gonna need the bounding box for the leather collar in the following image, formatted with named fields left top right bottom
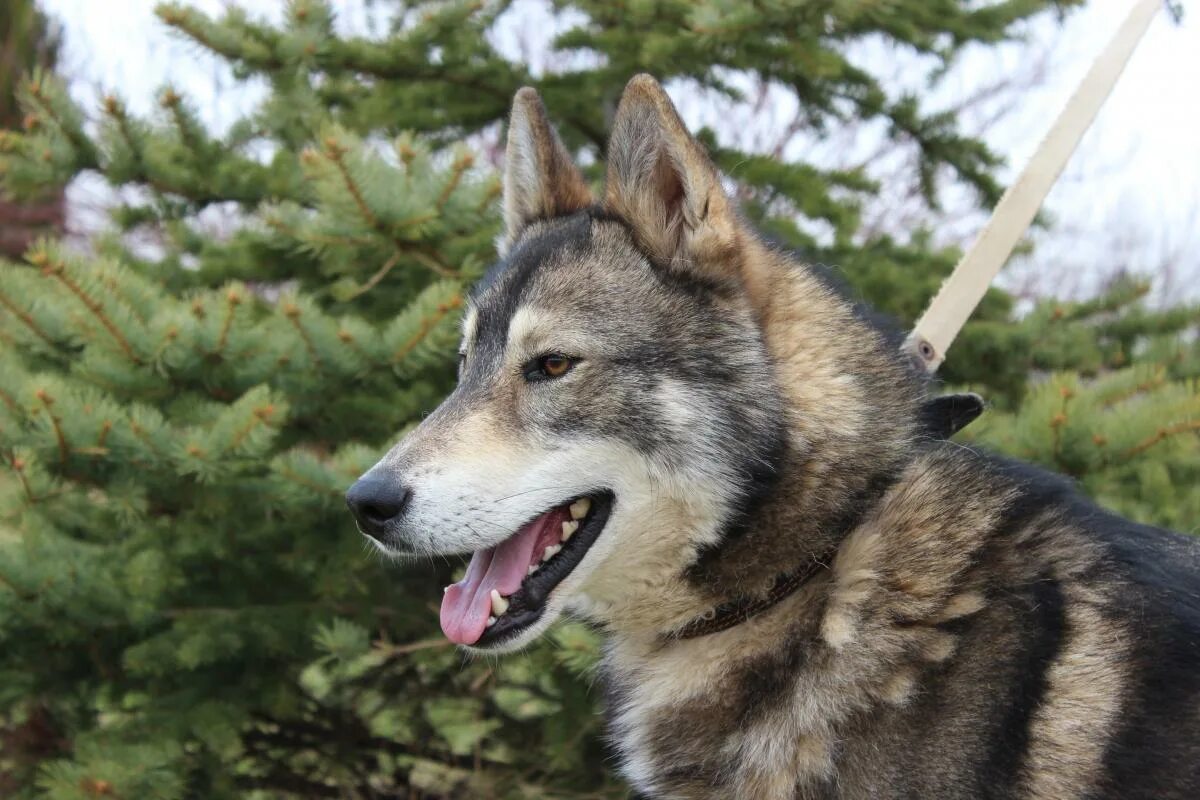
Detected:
left=667, top=553, right=834, bottom=640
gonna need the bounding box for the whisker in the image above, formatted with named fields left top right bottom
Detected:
left=490, top=485, right=575, bottom=504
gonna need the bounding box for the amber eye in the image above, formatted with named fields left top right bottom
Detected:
left=543, top=355, right=571, bottom=377
left=524, top=353, right=576, bottom=382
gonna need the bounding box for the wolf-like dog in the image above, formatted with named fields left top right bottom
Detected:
left=346, top=75, right=1200, bottom=799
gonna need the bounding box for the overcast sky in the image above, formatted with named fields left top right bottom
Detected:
left=36, top=0, right=1200, bottom=301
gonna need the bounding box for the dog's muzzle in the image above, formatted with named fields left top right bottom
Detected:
left=345, top=476, right=413, bottom=544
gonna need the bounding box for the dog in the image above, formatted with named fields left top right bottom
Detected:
left=346, top=75, right=1200, bottom=799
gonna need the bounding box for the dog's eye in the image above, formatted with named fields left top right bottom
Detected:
left=524, top=353, right=576, bottom=382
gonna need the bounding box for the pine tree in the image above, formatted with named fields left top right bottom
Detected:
left=0, top=1, right=1196, bottom=798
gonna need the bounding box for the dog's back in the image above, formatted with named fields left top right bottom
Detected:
left=1061, top=487, right=1200, bottom=798
left=828, top=454, right=1200, bottom=800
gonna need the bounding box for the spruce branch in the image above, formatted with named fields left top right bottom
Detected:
left=156, top=3, right=285, bottom=71
left=103, top=94, right=146, bottom=171
left=281, top=301, right=322, bottom=370
left=151, top=324, right=180, bottom=364
left=334, top=326, right=368, bottom=361
left=320, top=136, right=380, bottom=230
left=1121, top=421, right=1200, bottom=461
left=374, top=637, right=453, bottom=658
left=95, top=420, right=112, bottom=451
left=274, top=464, right=343, bottom=498
left=4, top=451, right=39, bottom=505
left=33, top=388, right=68, bottom=465
left=1048, top=384, right=1073, bottom=475
left=22, top=72, right=98, bottom=169
left=0, top=285, right=56, bottom=348
left=476, top=177, right=502, bottom=213
left=391, top=292, right=462, bottom=365
left=1101, top=366, right=1168, bottom=408
left=27, top=249, right=142, bottom=364
left=223, top=403, right=277, bottom=454
left=436, top=151, right=474, bottom=210
left=160, top=87, right=197, bottom=150
left=213, top=288, right=243, bottom=355
left=262, top=212, right=374, bottom=249
left=342, top=251, right=401, bottom=301
left=0, top=385, right=18, bottom=414
left=127, top=419, right=166, bottom=461
left=317, top=137, right=461, bottom=279
left=408, top=246, right=458, bottom=279
left=102, top=94, right=176, bottom=217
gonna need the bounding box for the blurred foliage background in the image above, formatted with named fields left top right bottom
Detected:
left=0, top=1, right=1196, bottom=797
left=0, top=0, right=62, bottom=260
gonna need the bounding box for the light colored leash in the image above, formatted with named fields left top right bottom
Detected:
left=903, top=0, right=1175, bottom=373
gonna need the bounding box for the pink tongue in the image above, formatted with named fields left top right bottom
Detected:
left=440, top=508, right=562, bottom=645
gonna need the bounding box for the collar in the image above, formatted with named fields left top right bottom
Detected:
left=666, top=552, right=835, bottom=641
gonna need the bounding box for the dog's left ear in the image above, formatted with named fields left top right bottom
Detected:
left=604, top=74, right=739, bottom=282
left=920, top=392, right=985, bottom=439
left=502, top=88, right=594, bottom=252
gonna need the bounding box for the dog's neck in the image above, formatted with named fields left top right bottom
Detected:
left=600, top=444, right=1013, bottom=798
left=699, top=242, right=923, bottom=577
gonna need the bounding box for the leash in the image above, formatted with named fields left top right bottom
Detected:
left=903, top=0, right=1170, bottom=373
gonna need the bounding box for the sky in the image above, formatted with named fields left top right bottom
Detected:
left=34, top=0, right=1200, bottom=301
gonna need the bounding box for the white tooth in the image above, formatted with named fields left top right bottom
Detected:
left=443, top=585, right=450, bottom=594
left=561, top=520, right=579, bottom=540
left=486, top=615, right=497, bottom=627
left=490, top=589, right=509, bottom=616
left=527, top=564, right=538, bottom=576
left=570, top=497, right=591, bottom=520
left=542, top=544, right=561, bottom=561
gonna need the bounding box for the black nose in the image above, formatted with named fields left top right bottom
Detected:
left=345, top=478, right=412, bottom=540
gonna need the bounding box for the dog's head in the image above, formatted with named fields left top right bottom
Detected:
left=347, top=76, right=920, bottom=652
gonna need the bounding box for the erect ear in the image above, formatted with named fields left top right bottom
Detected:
left=920, top=392, right=985, bottom=439
left=502, top=87, right=593, bottom=251
left=604, top=74, right=740, bottom=280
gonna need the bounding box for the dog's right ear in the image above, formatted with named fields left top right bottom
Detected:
left=604, top=74, right=740, bottom=284
left=501, top=88, right=593, bottom=252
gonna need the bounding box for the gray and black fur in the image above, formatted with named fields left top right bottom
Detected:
left=349, top=76, right=1200, bottom=799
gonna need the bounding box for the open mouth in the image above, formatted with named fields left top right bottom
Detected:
left=439, top=491, right=614, bottom=648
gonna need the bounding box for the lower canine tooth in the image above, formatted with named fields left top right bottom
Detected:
left=487, top=615, right=496, bottom=627
left=490, top=589, right=509, bottom=616
left=528, top=564, right=538, bottom=576
left=569, top=497, right=591, bottom=520
left=561, top=520, right=579, bottom=540
left=542, top=544, right=561, bottom=561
